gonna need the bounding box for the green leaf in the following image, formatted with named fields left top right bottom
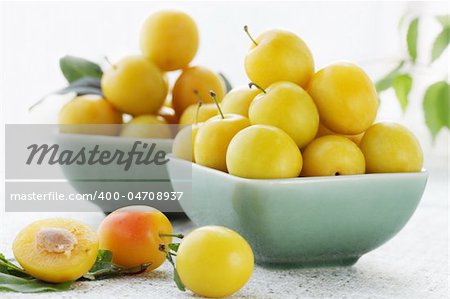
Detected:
left=173, top=267, right=185, bottom=292
left=375, top=61, right=405, bottom=92
left=82, top=249, right=113, bottom=280
left=392, top=73, right=413, bottom=111
left=60, top=56, right=103, bottom=83
left=0, top=254, right=73, bottom=293
left=423, top=81, right=450, bottom=139
left=56, top=77, right=102, bottom=96
left=407, top=17, right=419, bottom=63
left=0, top=273, right=72, bottom=293
left=0, top=250, right=151, bottom=293
left=29, top=77, right=102, bottom=111
left=219, top=72, right=233, bottom=93
left=431, top=27, right=450, bottom=62
left=437, top=14, right=450, bottom=28
left=0, top=254, right=30, bottom=278
left=168, top=243, right=180, bottom=252
left=82, top=250, right=151, bottom=281
left=165, top=252, right=185, bottom=291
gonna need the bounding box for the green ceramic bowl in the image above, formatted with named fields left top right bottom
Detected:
left=167, top=155, right=428, bottom=267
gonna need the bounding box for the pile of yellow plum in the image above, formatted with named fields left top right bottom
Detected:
left=57, top=9, right=423, bottom=179
left=59, top=10, right=226, bottom=138
left=174, top=23, right=423, bottom=179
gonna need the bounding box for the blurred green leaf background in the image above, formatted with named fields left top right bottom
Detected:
left=376, top=14, right=449, bottom=140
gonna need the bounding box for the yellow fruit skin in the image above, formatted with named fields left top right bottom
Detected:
left=13, top=218, right=98, bottom=283
left=221, top=87, right=261, bottom=117
left=307, top=62, right=378, bottom=135
left=245, top=29, right=314, bottom=88
left=101, top=56, right=168, bottom=116
left=195, top=114, right=251, bottom=172
left=58, top=95, right=122, bottom=136
left=359, top=122, right=423, bottom=173
left=140, top=10, right=199, bottom=71
left=120, top=115, right=172, bottom=139
left=172, top=123, right=202, bottom=162
left=179, top=103, right=218, bottom=125
left=172, top=66, right=225, bottom=116
left=249, top=81, right=319, bottom=148
left=226, top=125, right=303, bottom=179
left=176, top=226, right=254, bottom=298
left=316, top=123, right=365, bottom=145
left=301, top=135, right=366, bottom=177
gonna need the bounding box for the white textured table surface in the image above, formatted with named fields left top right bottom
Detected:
left=1, top=170, right=448, bottom=299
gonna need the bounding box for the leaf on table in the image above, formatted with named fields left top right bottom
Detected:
left=0, top=254, right=30, bottom=278
left=165, top=252, right=185, bottom=291
left=60, top=55, right=103, bottom=83
left=423, top=81, right=450, bottom=139
left=82, top=249, right=151, bottom=280
left=406, top=17, right=419, bottom=63
left=173, top=267, right=186, bottom=292
left=219, top=72, right=233, bottom=93
left=0, top=273, right=73, bottom=293
left=82, top=249, right=113, bottom=280
left=431, top=27, right=450, bottom=62
left=0, top=250, right=151, bottom=293
left=392, top=73, right=413, bottom=112
left=437, top=14, right=450, bottom=28
left=375, top=61, right=405, bottom=93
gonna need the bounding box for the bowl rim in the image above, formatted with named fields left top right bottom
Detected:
left=56, top=132, right=174, bottom=144
left=168, top=154, right=428, bottom=185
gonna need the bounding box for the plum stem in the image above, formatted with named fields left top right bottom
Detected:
left=249, top=82, right=266, bottom=93
left=193, top=90, right=203, bottom=125
left=195, top=101, right=202, bottom=125
left=159, top=233, right=184, bottom=239
left=244, top=25, right=258, bottom=46
left=209, top=90, right=225, bottom=119
left=104, top=56, right=116, bottom=70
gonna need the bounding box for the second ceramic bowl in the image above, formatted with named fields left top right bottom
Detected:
left=56, top=133, right=180, bottom=213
